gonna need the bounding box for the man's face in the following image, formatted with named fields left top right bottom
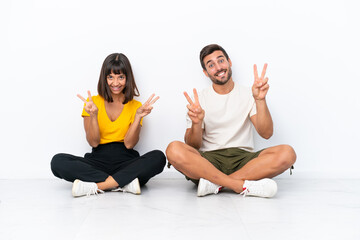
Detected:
left=203, top=50, right=232, bottom=85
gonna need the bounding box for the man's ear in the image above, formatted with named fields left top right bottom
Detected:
left=203, top=69, right=209, bottom=77
left=228, top=58, right=232, bottom=67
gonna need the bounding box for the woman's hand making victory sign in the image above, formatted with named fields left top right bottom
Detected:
left=252, top=63, right=269, bottom=101
left=184, top=88, right=204, bottom=124
left=77, top=91, right=98, bottom=116
left=136, top=94, right=160, bottom=118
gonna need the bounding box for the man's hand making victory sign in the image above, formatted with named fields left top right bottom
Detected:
left=252, top=63, right=269, bottom=101
left=184, top=88, right=205, bottom=124
left=77, top=91, right=98, bottom=116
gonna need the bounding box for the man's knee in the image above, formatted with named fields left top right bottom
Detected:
left=277, top=145, right=296, bottom=169
left=166, top=141, right=186, bottom=165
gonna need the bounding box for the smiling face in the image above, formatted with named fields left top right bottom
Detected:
left=203, top=50, right=232, bottom=85
left=107, top=71, right=126, bottom=95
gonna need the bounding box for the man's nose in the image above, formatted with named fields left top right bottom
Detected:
left=214, top=63, right=221, bottom=71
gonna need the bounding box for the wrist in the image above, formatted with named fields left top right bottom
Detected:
left=89, top=112, right=98, bottom=118
left=191, top=121, right=203, bottom=128
left=134, top=114, right=142, bottom=123
left=254, top=97, right=266, bottom=102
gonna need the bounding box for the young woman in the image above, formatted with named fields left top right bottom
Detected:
left=51, top=53, right=166, bottom=197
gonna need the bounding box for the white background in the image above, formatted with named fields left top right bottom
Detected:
left=1, top=0, right=359, bottom=179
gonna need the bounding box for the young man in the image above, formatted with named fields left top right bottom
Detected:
left=166, top=44, right=296, bottom=197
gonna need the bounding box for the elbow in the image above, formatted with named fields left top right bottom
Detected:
left=124, top=139, right=137, bottom=149
left=262, top=130, right=273, bottom=140
left=87, top=137, right=100, bottom=148
left=258, top=127, right=273, bottom=140
left=124, top=142, right=134, bottom=149
left=90, top=141, right=100, bottom=148
left=185, top=139, right=201, bottom=150
left=184, top=138, right=199, bottom=150
left=263, top=133, right=272, bottom=140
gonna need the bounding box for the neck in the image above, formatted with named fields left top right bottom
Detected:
left=212, top=79, right=234, bottom=94
left=112, top=93, right=125, bottom=103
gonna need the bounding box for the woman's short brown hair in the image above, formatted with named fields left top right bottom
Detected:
left=97, top=53, right=139, bottom=104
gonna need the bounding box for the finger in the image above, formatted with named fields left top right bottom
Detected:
left=260, top=84, right=269, bottom=91
left=186, top=104, right=194, bottom=112
left=145, top=93, right=155, bottom=105
left=87, top=91, right=93, bottom=102
left=263, top=77, right=269, bottom=85
left=188, top=111, right=197, bottom=118
left=193, top=88, right=200, bottom=104
left=260, top=63, right=268, bottom=80
left=149, top=96, right=159, bottom=105
left=253, top=64, right=259, bottom=81
left=143, top=106, right=154, bottom=112
left=77, top=94, right=87, bottom=103
left=184, top=91, right=194, bottom=105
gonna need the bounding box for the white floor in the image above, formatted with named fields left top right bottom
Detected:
left=1, top=174, right=360, bottom=240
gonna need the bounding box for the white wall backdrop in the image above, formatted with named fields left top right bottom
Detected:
left=1, top=0, right=359, bottom=178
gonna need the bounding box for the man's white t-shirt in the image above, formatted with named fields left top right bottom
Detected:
left=186, top=82, right=257, bottom=152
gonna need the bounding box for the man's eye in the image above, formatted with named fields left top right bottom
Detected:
left=219, top=59, right=224, bottom=63
left=209, top=64, right=213, bottom=68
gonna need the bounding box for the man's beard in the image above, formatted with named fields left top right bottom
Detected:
left=209, top=68, right=232, bottom=85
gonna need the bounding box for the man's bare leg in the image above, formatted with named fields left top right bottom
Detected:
left=167, top=142, right=296, bottom=193
left=166, top=141, right=244, bottom=193
left=229, top=145, right=296, bottom=181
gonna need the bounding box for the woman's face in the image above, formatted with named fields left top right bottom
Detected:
left=107, top=71, right=126, bottom=95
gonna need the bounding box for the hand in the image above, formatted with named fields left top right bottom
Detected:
left=77, top=91, right=98, bottom=116
left=184, top=88, right=204, bottom=124
left=252, top=63, right=269, bottom=101
left=136, top=94, right=159, bottom=118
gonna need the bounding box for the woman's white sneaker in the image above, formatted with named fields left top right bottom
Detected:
left=240, top=178, right=277, bottom=198
left=197, top=178, right=222, bottom=197
left=112, top=178, right=141, bottom=195
left=72, top=179, right=104, bottom=197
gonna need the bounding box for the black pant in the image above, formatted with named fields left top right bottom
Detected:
left=51, top=142, right=166, bottom=187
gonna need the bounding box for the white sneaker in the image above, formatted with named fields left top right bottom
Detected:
left=240, top=178, right=277, bottom=198
left=112, top=178, right=141, bottom=195
left=72, top=179, right=104, bottom=197
left=197, top=178, right=222, bottom=197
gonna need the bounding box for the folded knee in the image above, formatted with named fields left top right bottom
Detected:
left=166, top=141, right=182, bottom=159
left=51, top=154, right=63, bottom=171
left=166, top=141, right=187, bottom=166
left=148, top=150, right=166, bottom=167
left=50, top=153, right=67, bottom=176
left=277, top=145, right=296, bottom=168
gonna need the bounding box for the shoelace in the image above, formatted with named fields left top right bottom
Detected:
left=240, top=188, right=249, bottom=197
left=111, top=187, right=122, bottom=192
left=86, top=188, right=104, bottom=197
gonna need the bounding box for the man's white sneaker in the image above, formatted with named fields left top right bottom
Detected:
left=72, top=179, right=104, bottom=197
left=112, top=178, right=141, bottom=195
left=240, top=178, right=277, bottom=198
left=197, top=178, right=222, bottom=197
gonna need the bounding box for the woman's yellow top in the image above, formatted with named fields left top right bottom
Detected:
left=81, top=95, right=142, bottom=144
